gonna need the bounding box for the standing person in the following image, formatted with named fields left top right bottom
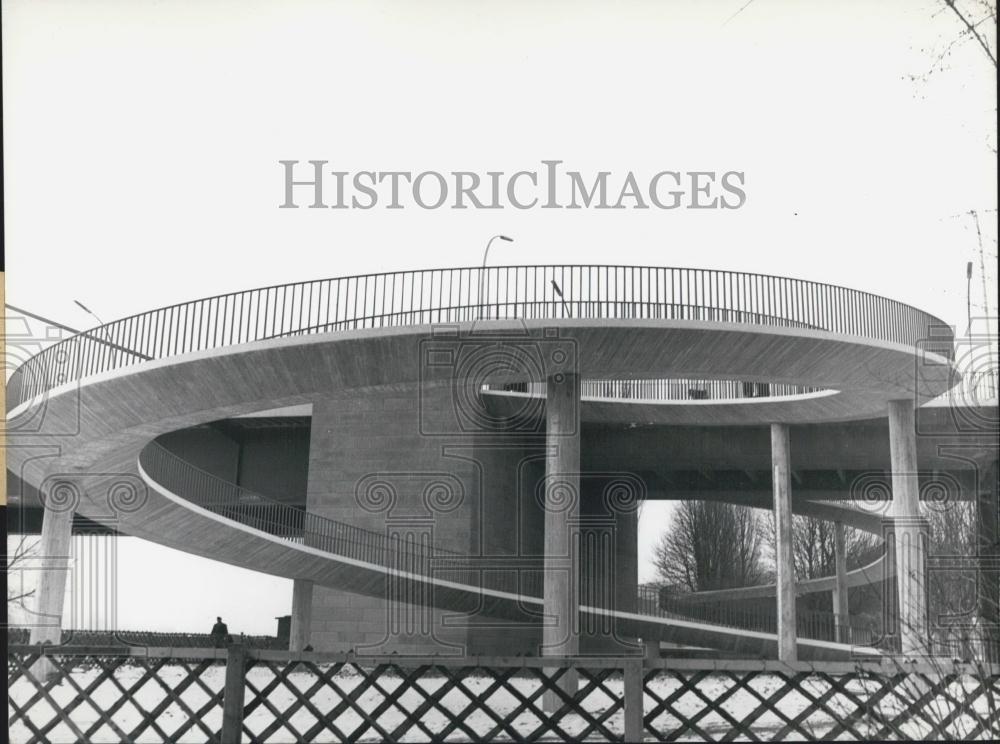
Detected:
left=211, top=616, right=229, bottom=647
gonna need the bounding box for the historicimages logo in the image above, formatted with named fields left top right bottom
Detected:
left=279, top=160, right=746, bottom=211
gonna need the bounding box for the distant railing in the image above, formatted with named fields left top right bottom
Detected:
left=140, top=442, right=859, bottom=646
left=953, top=365, right=1000, bottom=404
left=8, top=265, right=954, bottom=410
left=486, top=378, right=823, bottom=402
left=4, top=628, right=283, bottom=650
left=651, top=590, right=880, bottom=646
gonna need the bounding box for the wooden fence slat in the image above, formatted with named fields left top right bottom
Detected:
left=624, top=658, right=644, bottom=741
left=221, top=643, right=247, bottom=744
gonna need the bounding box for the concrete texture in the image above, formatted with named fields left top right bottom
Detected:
left=888, top=400, right=928, bottom=655
left=306, top=386, right=477, bottom=655
left=28, top=499, right=74, bottom=681
left=29, top=500, right=74, bottom=646
left=543, top=372, right=582, bottom=658
left=771, top=423, right=798, bottom=662
left=289, top=579, right=313, bottom=652
left=833, top=521, right=850, bottom=643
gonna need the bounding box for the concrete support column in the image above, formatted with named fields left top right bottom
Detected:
left=543, top=371, right=581, bottom=711
left=29, top=502, right=74, bottom=681
left=289, top=579, right=314, bottom=652
left=771, top=423, right=798, bottom=662
left=615, top=506, right=639, bottom=616
left=29, top=503, right=74, bottom=646
left=887, top=400, right=928, bottom=656
left=978, top=459, right=999, bottom=664
left=833, top=521, right=850, bottom=644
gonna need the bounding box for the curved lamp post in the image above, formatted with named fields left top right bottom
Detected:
left=75, top=299, right=117, bottom=365
left=478, top=234, right=513, bottom=319
left=74, top=299, right=106, bottom=327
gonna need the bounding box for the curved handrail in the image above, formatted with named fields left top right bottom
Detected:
left=647, top=500, right=891, bottom=644
left=8, top=264, right=954, bottom=410
left=138, top=440, right=874, bottom=646
left=485, top=378, right=824, bottom=402
left=652, top=590, right=882, bottom=646
left=678, top=553, right=889, bottom=603
left=136, top=442, right=491, bottom=577
left=652, top=547, right=889, bottom=646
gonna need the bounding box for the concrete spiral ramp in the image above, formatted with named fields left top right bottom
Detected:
left=135, top=438, right=885, bottom=661
left=6, top=322, right=906, bottom=660
left=7, top=266, right=956, bottom=661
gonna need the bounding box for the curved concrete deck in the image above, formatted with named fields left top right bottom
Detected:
left=6, top=318, right=938, bottom=660
left=6, top=319, right=953, bottom=542
left=9, top=319, right=953, bottom=441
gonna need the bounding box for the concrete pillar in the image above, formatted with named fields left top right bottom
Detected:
left=978, top=459, right=999, bottom=664
left=615, top=506, right=639, bottom=616
left=832, top=521, right=850, bottom=644
left=29, top=502, right=74, bottom=681
left=29, top=504, right=74, bottom=646
left=579, top=498, right=639, bottom=655
left=289, top=579, right=314, bottom=652
left=543, top=371, right=581, bottom=711
left=887, top=400, right=928, bottom=656
left=771, top=423, right=797, bottom=662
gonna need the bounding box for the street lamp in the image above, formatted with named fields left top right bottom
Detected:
left=550, top=279, right=572, bottom=318
left=75, top=299, right=117, bottom=364
left=966, top=261, right=974, bottom=336
left=74, top=300, right=106, bottom=327
left=478, top=234, right=513, bottom=319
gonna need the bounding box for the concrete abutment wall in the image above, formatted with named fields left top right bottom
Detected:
left=305, top=385, right=555, bottom=655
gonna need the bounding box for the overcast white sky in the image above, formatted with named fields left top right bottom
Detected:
left=4, top=0, right=997, bottom=634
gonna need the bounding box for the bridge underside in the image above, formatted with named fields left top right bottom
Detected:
left=10, top=405, right=990, bottom=531
left=7, top=392, right=996, bottom=661
left=6, top=320, right=996, bottom=665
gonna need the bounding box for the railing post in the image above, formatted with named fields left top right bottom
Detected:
left=221, top=642, right=247, bottom=744
left=624, top=657, right=644, bottom=742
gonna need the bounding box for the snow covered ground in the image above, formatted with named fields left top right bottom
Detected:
left=8, top=662, right=998, bottom=742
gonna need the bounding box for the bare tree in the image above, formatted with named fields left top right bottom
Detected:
left=913, top=1, right=996, bottom=79
left=910, top=1, right=997, bottom=153
left=925, top=499, right=983, bottom=654
left=7, top=536, right=39, bottom=606
left=940, top=0, right=997, bottom=69
left=765, top=515, right=882, bottom=581
left=652, top=500, right=766, bottom=592
left=763, top=514, right=883, bottom=613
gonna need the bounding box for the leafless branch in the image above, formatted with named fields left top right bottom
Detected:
left=943, top=0, right=998, bottom=68
left=653, top=500, right=766, bottom=591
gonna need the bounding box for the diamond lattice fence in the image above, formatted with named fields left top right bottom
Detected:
left=8, top=648, right=1000, bottom=742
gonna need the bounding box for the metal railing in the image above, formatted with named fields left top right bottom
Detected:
left=486, top=378, right=823, bottom=402
left=8, top=265, right=954, bottom=410
left=651, top=590, right=879, bottom=646
left=140, top=442, right=860, bottom=645
left=4, top=628, right=283, bottom=650
left=137, top=442, right=523, bottom=588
